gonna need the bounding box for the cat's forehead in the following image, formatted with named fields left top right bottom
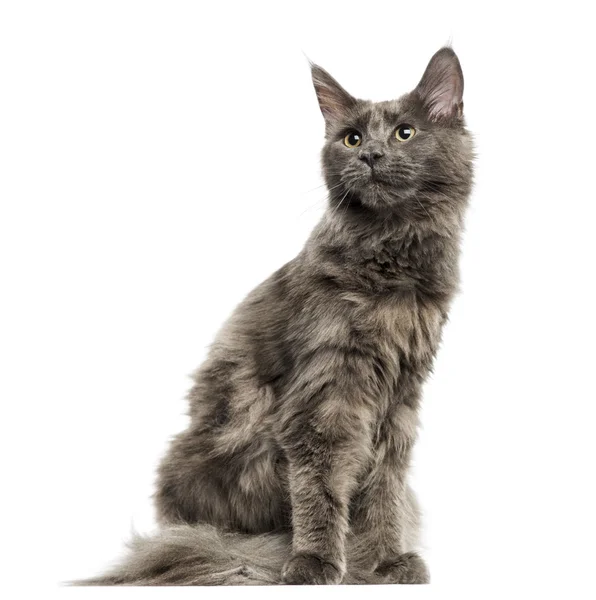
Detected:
left=351, top=98, right=414, bottom=131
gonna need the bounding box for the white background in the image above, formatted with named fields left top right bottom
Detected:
left=1, top=1, right=595, bottom=599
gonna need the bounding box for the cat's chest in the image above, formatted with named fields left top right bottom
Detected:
left=349, top=291, right=446, bottom=365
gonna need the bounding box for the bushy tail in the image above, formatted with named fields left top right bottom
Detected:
left=75, top=524, right=292, bottom=586
left=73, top=525, right=428, bottom=585
left=74, top=487, right=426, bottom=585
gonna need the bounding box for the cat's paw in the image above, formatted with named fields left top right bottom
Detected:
left=374, top=552, right=429, bottom=584
left=281, top=553, right=343, bottom=585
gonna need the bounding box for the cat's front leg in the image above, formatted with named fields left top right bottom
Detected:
left=349, top=404, right=429, bottom=584
left=350, top=460, right=429, bottom=583
left=280, top=426, right=370, bottom=585
left=278, top=356, right=376, bottom=585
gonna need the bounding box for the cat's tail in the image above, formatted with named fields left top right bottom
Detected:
left=71, top=524, right=423, bottom=586
left=73, top=524, right=292, bottom=586
left=72, top=485, right=425, bottom=586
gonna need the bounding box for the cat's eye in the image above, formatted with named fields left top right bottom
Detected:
left=395, top=124, right=416, bottom=142
left=344, top=131, right=362, bottom=148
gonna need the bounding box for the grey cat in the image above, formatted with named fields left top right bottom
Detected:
left=80, top=46, right=474, bottom=586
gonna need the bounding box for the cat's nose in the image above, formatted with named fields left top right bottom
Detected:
left=358, top=147, right=384, bottom=168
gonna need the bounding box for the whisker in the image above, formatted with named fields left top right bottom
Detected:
left=331, top=189, right=350, bottom=218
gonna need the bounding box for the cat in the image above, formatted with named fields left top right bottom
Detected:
left=79, top=46, right=474, bottom=586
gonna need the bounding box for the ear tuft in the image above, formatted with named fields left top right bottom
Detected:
left=415, top=47, right=464, bottom=123
left=311, top=64, right=356, bottom=124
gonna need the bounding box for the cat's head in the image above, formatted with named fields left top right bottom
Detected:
left=312, top=47, right=473, bottom=219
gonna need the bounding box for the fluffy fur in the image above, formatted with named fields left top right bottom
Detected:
left=77, top=47, right=474, bottom=586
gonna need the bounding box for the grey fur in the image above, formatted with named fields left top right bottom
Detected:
left=78, top=47, right=473, bottom=586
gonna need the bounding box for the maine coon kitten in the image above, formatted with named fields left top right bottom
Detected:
left=81, top=46, right=473, bottom=586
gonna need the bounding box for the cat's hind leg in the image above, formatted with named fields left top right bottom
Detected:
left=155, top=424, right=290, bottom=534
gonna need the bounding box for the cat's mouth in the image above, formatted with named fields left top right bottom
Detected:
left=340, top=170, right=408, bottom=206
left=367, top=170, right=393, bottom=187
left=365, top=169, right=412, bottom=193
left=371, top=173, right=388, bottom=184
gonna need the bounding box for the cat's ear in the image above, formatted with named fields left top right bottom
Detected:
left=311, top=64, right=357, bottom=125
left=414, top=47, right=464, bottom=123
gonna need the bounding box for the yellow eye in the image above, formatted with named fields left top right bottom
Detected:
left=344, top=131, right=362, bottom=148
left=395, top=124, right=416, bottom=142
